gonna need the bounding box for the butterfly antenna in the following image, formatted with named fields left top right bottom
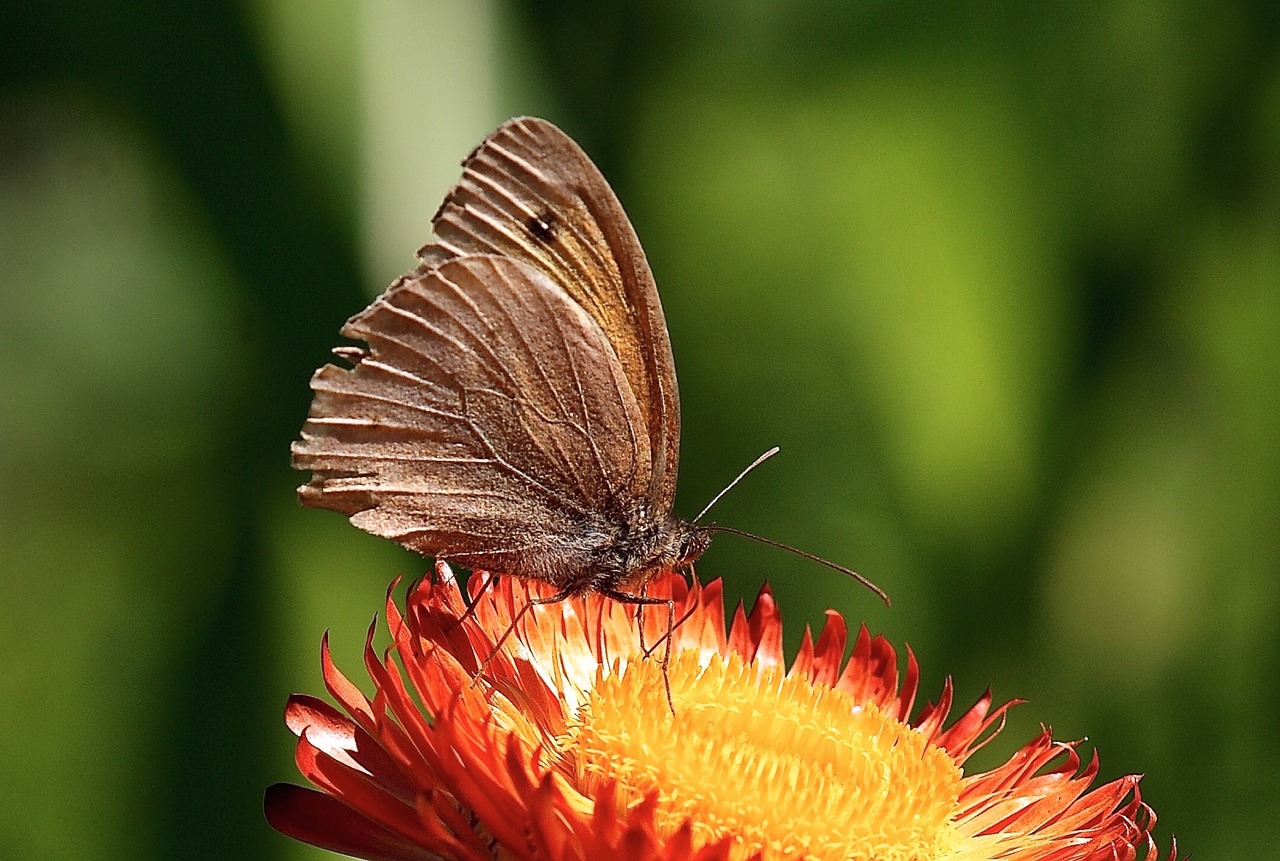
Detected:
left=702, top=524, right=891, bottom=607
left=693, top=446, right=781, bottom=524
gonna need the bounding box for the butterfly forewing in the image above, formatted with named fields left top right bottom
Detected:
left=293, top=255, right=653, bottom=580
left=417, top=117, right=681, bottom=510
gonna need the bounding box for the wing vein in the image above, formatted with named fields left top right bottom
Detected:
left=435, top=267, right=594, bottom=504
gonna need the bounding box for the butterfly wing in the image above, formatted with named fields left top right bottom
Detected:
left=418, top=117, right=680, bottom=511
left=292, top=255, right=652, bottom=581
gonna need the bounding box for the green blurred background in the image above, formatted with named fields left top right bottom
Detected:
left=3, top=1, right=1277, bottom=858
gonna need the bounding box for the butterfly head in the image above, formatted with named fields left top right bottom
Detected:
left=676, top=524, right=713, bottom=571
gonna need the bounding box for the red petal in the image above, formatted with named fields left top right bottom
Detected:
left=416, top=792, right=494, bottom=861
left=837, top=624, right=901, bottom=709
left=690, top=578, right=728, bottom=653
left=931, top=688, right=996, bottom=759
left=808, top=610, right=848, bottom=686
left=424, top=715, right=539, bottom=856
left=745, top=584, right=784, bottom=668
left=264, top=784, right=438, bottom=861
left=525, top=773, right=585, bottom=861
left=284, top=694, right=421, bottom=803
left=898, top=645, right=920, bottom=721
left=322, top=630, right=375, bottom=726
left=294, top=729, right=435, bottom=845
left=284, top=694, right=353, bottom=743
left=914, top=677, right=955, bottom=739
left=726, top=600, right=751, bottom=658
left=790, top=625, right=816, bottom=679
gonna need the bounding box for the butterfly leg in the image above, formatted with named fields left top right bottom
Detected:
left=447, top=570, right=500, bottom=635
left=471, top=584, right=578, bottom=686
left=601, top=588, right=677, bottom=714
left=634, top=582, right=651, bottom=657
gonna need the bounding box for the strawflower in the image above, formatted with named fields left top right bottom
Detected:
left=266, top=565, right=1176, bottom=861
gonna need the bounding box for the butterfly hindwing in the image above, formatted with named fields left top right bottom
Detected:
left=292, top=255, right=651, bottom=581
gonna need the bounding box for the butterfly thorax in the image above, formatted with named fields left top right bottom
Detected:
left=573, top=505, right=711, bottom=595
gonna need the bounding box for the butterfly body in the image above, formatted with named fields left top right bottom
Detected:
left=294, top=118, right=705, bottom=598
left=574, top=505, right=710, bottom=594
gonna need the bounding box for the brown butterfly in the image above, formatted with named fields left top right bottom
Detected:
left=292, top=117, right=886, bottom=612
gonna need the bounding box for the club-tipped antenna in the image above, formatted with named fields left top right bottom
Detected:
left=692, top=446, right=781, bottom=524
left=702, top=524, right=891, bottom=607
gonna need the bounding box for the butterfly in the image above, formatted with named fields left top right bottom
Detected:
left=292, top=117, right=885, bottom=612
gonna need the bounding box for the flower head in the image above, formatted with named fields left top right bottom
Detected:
left=266, top=565, right=1175, bottom=861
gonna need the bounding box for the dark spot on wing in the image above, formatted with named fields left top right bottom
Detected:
left=528, top=210, right=557, bottom=243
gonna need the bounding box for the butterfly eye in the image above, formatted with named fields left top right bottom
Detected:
left=678, top=529, right=712, bottom=568
left=528, top=211, right=557, bottom=242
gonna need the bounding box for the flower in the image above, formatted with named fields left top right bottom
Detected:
left=266, top=565, right=1176, bottom=861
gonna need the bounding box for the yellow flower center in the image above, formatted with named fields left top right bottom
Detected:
left=563, top=649, right=966, bottom=861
